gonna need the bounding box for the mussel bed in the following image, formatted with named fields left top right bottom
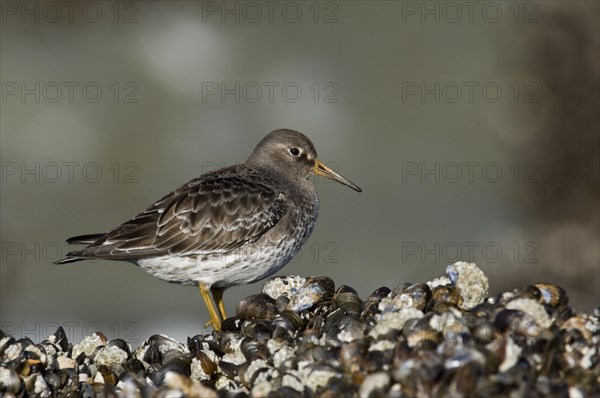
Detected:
left=1, top=262, right=599, bottom=397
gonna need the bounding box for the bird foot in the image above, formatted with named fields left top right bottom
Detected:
left=203, top=319, right=221, bottom=331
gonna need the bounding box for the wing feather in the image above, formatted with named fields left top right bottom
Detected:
left=65, top=166, right=289, bottom=261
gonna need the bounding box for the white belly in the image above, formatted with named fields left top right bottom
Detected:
left=136, top=240, right=297, bottom=287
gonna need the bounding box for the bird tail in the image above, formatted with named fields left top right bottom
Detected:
left=65, top=233, right=105, bottom=245
left=55, top=233, right=106, bottom=264
left=55, top=255, right=85, bottom=265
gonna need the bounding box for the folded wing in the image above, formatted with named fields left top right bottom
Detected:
left=59, top=168, right=288, bottom=262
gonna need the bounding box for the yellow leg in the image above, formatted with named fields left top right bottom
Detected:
left=199, top=283, right=221, bottom=331
left=212, top=288, right=228, bottom=320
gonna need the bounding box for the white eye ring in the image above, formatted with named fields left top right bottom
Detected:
left=289, top=147, right=301, bottom=156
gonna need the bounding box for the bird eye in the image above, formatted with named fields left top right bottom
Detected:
left=289, top=147, right=301, bottom=156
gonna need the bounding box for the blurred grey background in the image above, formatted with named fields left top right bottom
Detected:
left=1, top=1, right=598, bottom=344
